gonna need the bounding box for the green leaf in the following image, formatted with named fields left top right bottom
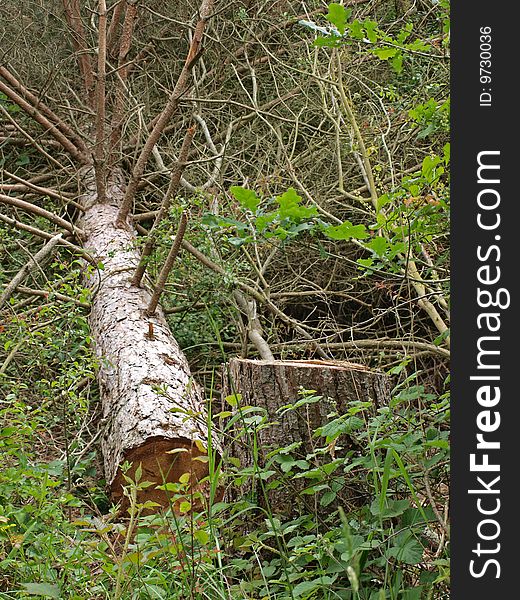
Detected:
left=21, top=583, right=61, bottom=598
left=323, top=221, right=367, bottom=240
left=376, top=194, right=391, bottom=211
left=275, top=188, right=317, bottom=219
left=363, top=20, right=378, bottom=43
left=194, top=529, right=210, bottom=545
left=293, top=576, right=335, bottom=597
left=225, top=393, right=241, bottom=407
left=373, top=48, right=398, bottom=60
left=320, top=490, right=336, bottom=507
left=367, top=236, right=387, bottom=256
left=386, top=533, right=424, bottom=565
left=370, top=497, right=409, bottom=518
left=230, top=186, right=260, bottom=212
left=326, top=4, right=351, bottom=35
left=391, top=53, right=403, bottom=73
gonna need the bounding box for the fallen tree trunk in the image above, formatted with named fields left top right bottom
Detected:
left=221, top=358, right=390, bottom=516
left=78, top=168, right=218, bottom=512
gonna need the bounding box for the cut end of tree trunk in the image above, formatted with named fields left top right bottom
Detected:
left=111, top=436, right=220, bottom=514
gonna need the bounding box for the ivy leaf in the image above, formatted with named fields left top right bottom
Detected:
left=323, top=221, right=368, bottom=240
left=391, top=53, right=404, bottom=73
left=363, top=20, right=378, bottom=43
left=276, top=188, right=317, bottom=219
left=230, top=186, right=260, bottom=212
left=373, top=47, right=398, bottom=60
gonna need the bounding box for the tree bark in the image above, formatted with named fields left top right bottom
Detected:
left=221, top=358, right=390, bottom=516
left=78, top=167, right=218, bottom=512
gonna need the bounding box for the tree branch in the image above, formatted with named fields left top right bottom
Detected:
left=0, top=234, right=63, bottom=309
left=115, top=0, right=214, bottom=228
left=146, top=212, right=188, bottom=316
left=94, top=0, right=108, bottom=202
left=0, top=80, right=87, bottom=163
left=132, top=124, right=196, bottom=287
left=62, top=0, right=95, bottom=106
left=0, top=194, right=84, bottom=237
left=0, top=66, right=88, bottom=154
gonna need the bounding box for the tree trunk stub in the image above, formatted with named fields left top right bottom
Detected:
left=78, top=168, right=218, bottom=511
left=221, top=358, right=390, bottom=515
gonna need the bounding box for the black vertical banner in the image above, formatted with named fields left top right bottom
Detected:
left=452, top=1, right=517, bottom=597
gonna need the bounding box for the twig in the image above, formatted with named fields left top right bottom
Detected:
left=132, top=125, right=196, bottom=287
left=116, top=0, right=214, bottom=227
left=109, top=0, right=138, bottom=160
left=146, top=212, right=188, bottom=316
left=107, top=0, right=126, bottom=55
left=62, top=0, right=95, bottom=106
left=0, top=66, right=88, bottom=153
left=180, top=239, right=330, bottom=359
left=2, top=169, right=79, bottom=207
left=15, top=286, right=90, bottom=309
left=0, top=80, right=86, bottom=163
left=0, top=234, right=63, bottom=309
left=0, top=105, right=67, bottom=169
left=0, top=212, right=94, bottom=264
left=0, top=195, right=83, bottom=238
left=94, top=0, right=108, bottom=202
left=233, top=290, right=275, bottom=361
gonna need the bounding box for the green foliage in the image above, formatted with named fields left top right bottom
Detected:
left=301, top=3, right=445, bottom=74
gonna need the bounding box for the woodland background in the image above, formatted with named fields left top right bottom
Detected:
left=0, top=0, right=450, bottom=598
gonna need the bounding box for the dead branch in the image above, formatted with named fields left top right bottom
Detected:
left=0, top=233, right=63, bottom=309
left=132, top=125, right=196, bottom=287
left=94, top=0, right=108, bottom=202
left=0, top=194, right=84, bottom=237
left=0, top=212, right=95, bottom=264
left=62, top=0, right=95, bottom=106
left=107, top=0, right=126, bottom=55
left=233, top=290, right=275, bottom=361
left=0, top=66, right=87, bottom=153
left=109, top=0, right=138, bottom=161
left=14, top=286, right=90, bottom=309
left=115, top=0, right=214, bottom=228
left=0, top=81, right=87, bottom=163
left=1, top=169, right=77, bottom=206
left=146, top=212, right=188, bottom=316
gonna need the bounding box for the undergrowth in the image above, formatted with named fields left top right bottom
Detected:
left=0, top=374, right=449, bottom=599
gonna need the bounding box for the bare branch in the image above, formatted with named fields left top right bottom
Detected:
left=109, top=0, right=138, bottom=161
left=115, top=0, right=214, bottom=228
left=107, top=0, right=127, bottom=55
left=0, top=212, right=95, bottom=264
left=94, top=0, right=108, bottom=202
left=233, top=290, right=275, bottom=361
left=146, top=212, right=188, bottom=316
left=62, top=0, right=95, bottom=106
left=132, top=125, right=196, bottom=287
left=0, top=81, right=87, bottom=163
left=0, top=194, right=84, bottom=237
left=0, top=233, right=63, bottom=309
left=0, top=66, right=88, bottom=153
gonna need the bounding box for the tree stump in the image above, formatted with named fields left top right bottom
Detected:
left=221, top=358, right=391, bottom=516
